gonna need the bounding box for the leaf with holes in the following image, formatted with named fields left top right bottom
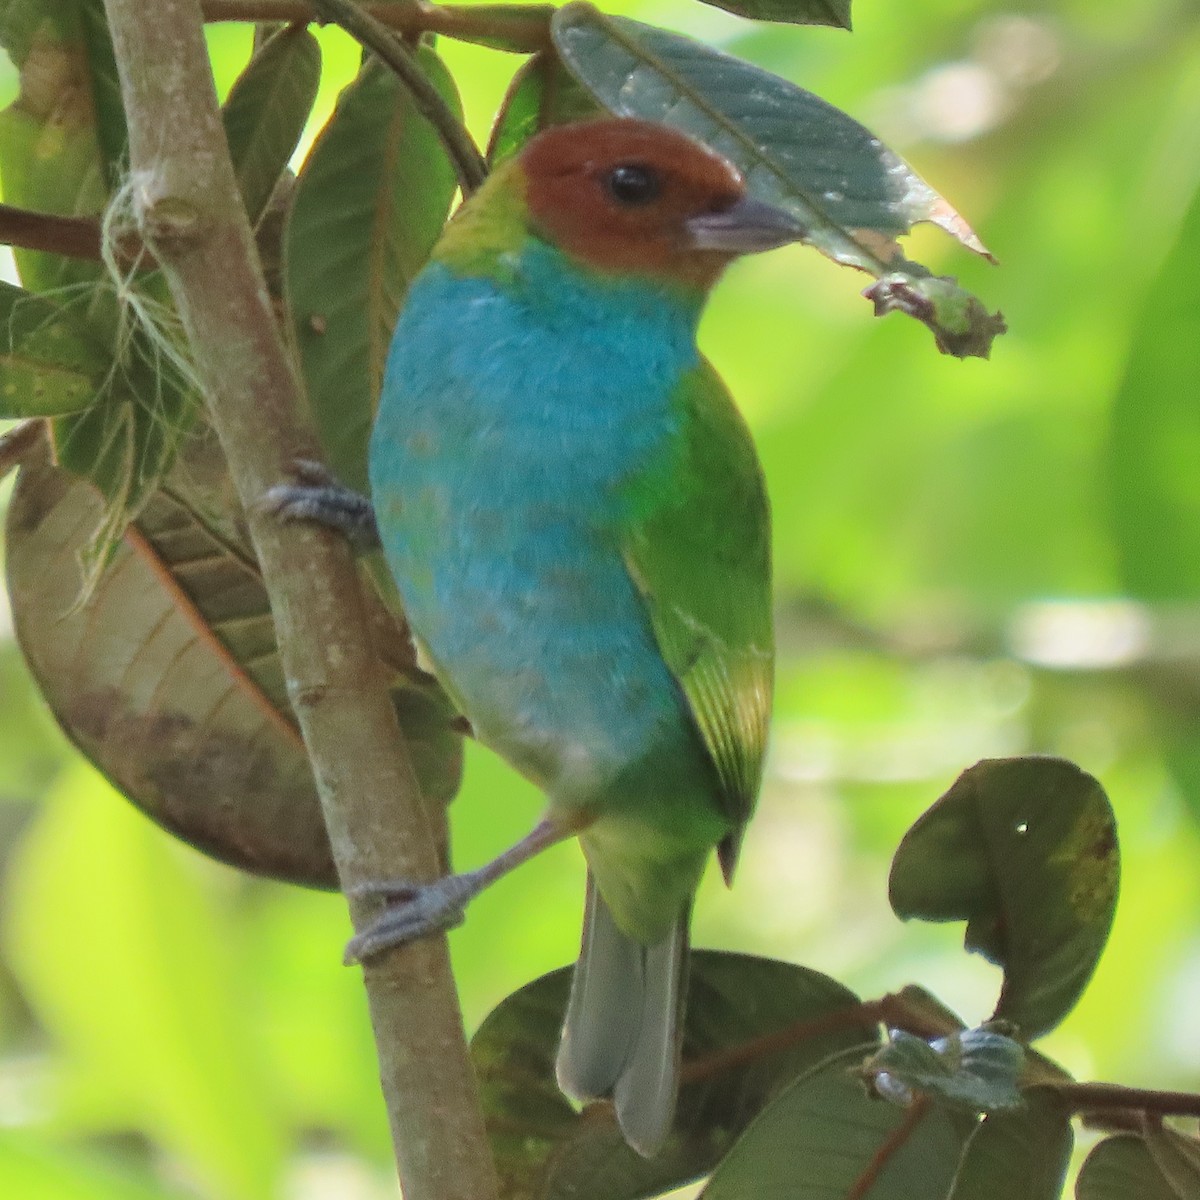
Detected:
left=703, top=1061, right=972, bottom=1199
left=488, top=50, right=601, bottom=164
left=551, top=1, right=1002, bottom=358
left=5, top=433, right=462, bottom=887
left=223, top=24, right=321, bottom=229
left=890, top=757, right=1119, bottom=1039
left=286, top=49, right=460, bottom=492
left=0, top=281, right=112, bottom=417
left=472, top=952, right=878, bottom=1200
left=864, top=1027, right=1025, bottom=1113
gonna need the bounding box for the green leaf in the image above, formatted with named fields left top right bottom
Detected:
left=487, top=50, right=600, bottom=165
left=0, top=282, right=112, bottom=417
left=286, top=49, right=460, bottom=492
left=703, top=1062, right=971, bottom=1199
left=1077, top=1137, right=1182, bottom=1200
left=694, top=0, right=852, bottom=29
left=550, top=1, right=1002, bottom=358
left=223, top=24, right=321, bottom=228
left=864, top=1027, right=1025, bottom=1113
left=946, top=1091, right=1074, bottom=1200
left=2, top=764, right=287, bottom=1200
left=866, top=273, right=1008, bottom=360
left=4, top=433, right=462, bottom=887
left=0, top=4, right=110, bottom=293
left=1143, top=1124, right=1200, bottom=1200
left=472, top=952, right=878, bottom=1200
left=889, top=757, right=1119, bottom=1039
left=1108, top=178, right=1200, bottom=600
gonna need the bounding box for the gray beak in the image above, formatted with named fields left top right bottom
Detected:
left=686, top=195, right=808, bottom=255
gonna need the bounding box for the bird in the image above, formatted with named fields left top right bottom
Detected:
left=277, top=117, right=800, bottom=1156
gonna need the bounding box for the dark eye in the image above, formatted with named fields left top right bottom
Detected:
left=605, top=164, right=661, bottom=206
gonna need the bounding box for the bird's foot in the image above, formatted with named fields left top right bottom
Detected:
left=343, top=873, right=481, bottom=964
left=261, top=460, right=381, bottom=552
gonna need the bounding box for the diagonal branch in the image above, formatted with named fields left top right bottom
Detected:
left=97, top=2, right=499, bottom=1197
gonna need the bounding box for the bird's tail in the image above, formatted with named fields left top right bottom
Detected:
left=555, top=872, right=689, bottom=1158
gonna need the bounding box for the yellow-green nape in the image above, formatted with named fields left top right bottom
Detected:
left=432, top=154, right=533, bottom=280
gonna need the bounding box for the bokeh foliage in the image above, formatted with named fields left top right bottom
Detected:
left=1, top=0, right=1199, bottom=1197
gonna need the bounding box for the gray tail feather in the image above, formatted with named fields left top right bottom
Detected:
left=555, top=873, right=689, bottom=1158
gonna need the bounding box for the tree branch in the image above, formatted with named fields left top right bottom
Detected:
left=200, top=0, right=554, bottom=53
left=97, top=3, right=499, bottom=1196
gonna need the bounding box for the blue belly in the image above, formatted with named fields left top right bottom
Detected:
left=369, top=252, right=713, bottom=816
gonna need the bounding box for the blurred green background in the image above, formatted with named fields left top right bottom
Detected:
left=3, top=0, right=1200, bottom=1195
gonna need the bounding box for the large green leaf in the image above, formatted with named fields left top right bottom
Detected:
left=5, top=434, right=462, bottom=887
left=487, top=50, right=600, bottom=165
left=889, top=757, right=1119, bottom=1039
left=946, top=1091, right=1073, bottom=1200
left=286, top=49, right=460, bottom=492
left=0, top=282, right=112, bottom=417
left=2, top=765, right=287, bottom=1200
left=472, top=952, right=878, bottom=1200
left=1107, top=177, right=1200, bottom=600
left=1077, top=1137, right=1182, bottom=1200
left=223, top=24, right=321, bottom=229
left=694, top=0, right=851, bottom=28
left=550, top=2, right=1002, bottom=358
left=1143, top=1124, right=1200, bottom=1200
left=702, top=1063, right=971, bottom=1199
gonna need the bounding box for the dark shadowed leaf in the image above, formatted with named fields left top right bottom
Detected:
left=946, top=1091, right=1073, bottom=1200
left=550, top=1, right=1001, bottom=358
left=864, top=1027, right=1025, bottom=1113
left=889, top=757, right=1119, bottom=1039
left=223, top=24, right=321, bottom=229
left=695, top=0, right=851, bottom=29
left=5, top=435, right=462, bottom=887
left=1077, top=1137, right=1182, bottom=1200
left=487, top=50, right=600, bottom=164
left=703, top=1064, right=971, bottom=1198
left=472, top=952, right=878, bottom=1200
left=0, top=282, right=112, bottom=417
left=1143, top=1124, right=1200, bottom=1199
left=286, top=49, right=460, bottom=492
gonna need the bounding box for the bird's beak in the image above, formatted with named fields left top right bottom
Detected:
left=686, top=196, right=808, bottom=255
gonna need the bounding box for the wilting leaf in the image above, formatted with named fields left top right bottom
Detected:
left=890, top=757, right=1119, bottom=1039
left=1077, top=1137, right=1183, bottom=1200
left=695, top=0, right=851, bottom=28
left=286, top=49, right=460, bottom=492
left=703, top=1063, right=971, bottom=1199
left=946, top=1091, right=1073, bottom=1200
left=223, top=24, right=321, bottom=229
left=473, top=953, right=878, bottom=1200
left=0, top=281, right=112, bottom=417
left=5, top=434, right=463, bottom=887
left=488, top=50, right=600, bottom=164
left=864, top=1027, right=1025, bottom=1113
left=551, top=1, right=1002, bottom=358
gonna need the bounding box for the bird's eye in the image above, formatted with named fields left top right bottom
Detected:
left=605, top=164, right=662, bottom=206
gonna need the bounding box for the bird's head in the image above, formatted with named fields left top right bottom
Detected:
left=438, top=119, right=807, bottom=291
left=518, top=119, right=806, bottom=288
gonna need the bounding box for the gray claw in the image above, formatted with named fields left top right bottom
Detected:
left=344, top=888, right=468, bottom=963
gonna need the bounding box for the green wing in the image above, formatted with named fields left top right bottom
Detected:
left=621, top=360, right=773, bottom=882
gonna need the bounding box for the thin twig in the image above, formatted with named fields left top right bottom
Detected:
left=0, top=203, right=154, bottom=268
left=98, top=2, right=499, bottom=1196
left=1040, top=1081, right=1200, bottom=1121
left=848, top=1095, right=932, bottom=1200
left=200, top=0, right=554, bottom=53
left=310, top=0, right=488, bottom=194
